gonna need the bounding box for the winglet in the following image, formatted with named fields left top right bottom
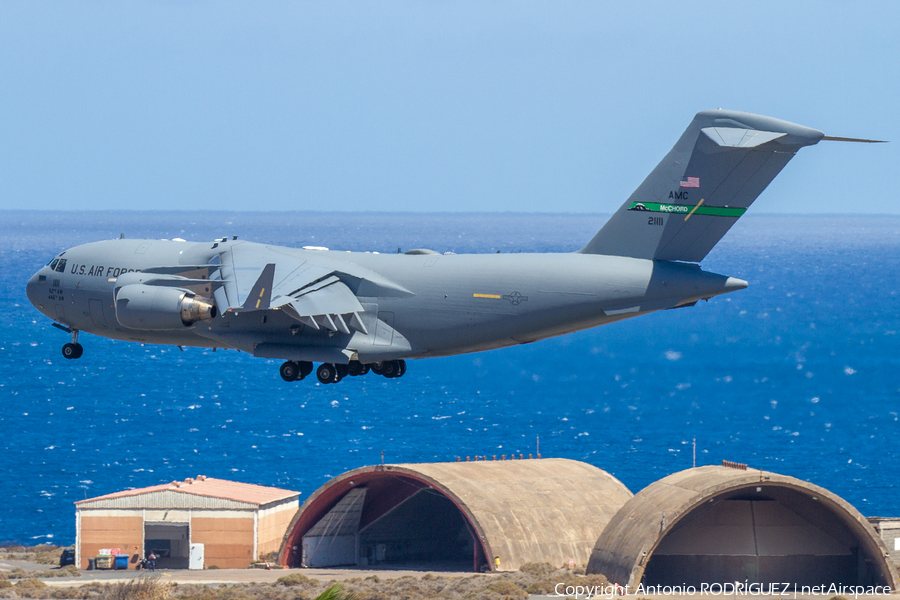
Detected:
left=242, top=263, right=276, bottom=310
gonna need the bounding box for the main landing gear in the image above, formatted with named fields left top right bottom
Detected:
left=279, top=359, right=406, bottom=385
left=279, top=361, right=313, bottom=382
left=62, top=330, right=83, bottom=360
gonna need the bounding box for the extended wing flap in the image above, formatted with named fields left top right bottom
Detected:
left=269, top=264, right=334, bottom=307
left=287, top=280, right=364, bottom=317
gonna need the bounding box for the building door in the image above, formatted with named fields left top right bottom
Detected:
left=145, top=522, right=190, bottom=569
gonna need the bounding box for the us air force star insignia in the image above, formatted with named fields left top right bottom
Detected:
left=502, top=291, right=528, bottom=305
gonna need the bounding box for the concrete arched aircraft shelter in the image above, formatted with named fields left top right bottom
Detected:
left=279, top=458, right=632, bottom=571
left=587, top=465, right=899, bottom=588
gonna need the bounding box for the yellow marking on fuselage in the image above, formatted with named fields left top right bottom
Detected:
left=684, top=198, right=705, bottom=221
left=473, top=293, right=501, bottom=299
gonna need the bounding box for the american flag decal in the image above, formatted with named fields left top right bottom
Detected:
left=680, top=176, right=700, bottom=188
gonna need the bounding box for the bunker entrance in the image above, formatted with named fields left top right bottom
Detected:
left=643, top=487, right=888, bottom=588
left=300, top=484, right=482, bottom=571
left=358, top=489, right=477, bottom=570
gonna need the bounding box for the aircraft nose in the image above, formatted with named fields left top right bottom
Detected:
left=26, top=271, right=42, bottom=308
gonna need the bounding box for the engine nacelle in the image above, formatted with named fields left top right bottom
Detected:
left=115, top=284, right=218, bottom=330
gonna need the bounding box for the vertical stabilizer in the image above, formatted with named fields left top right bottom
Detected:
left=580, top=110, right=824, bottom=262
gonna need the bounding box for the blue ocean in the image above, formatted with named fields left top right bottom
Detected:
left=1, top=211, right=898, bottom=545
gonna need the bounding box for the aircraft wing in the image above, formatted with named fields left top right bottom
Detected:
left=211, top=242, right=411, bottom=335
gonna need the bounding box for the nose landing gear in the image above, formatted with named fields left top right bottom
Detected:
left=62, top=330, right=83, bottom=360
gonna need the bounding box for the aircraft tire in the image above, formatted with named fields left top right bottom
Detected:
left=62, top=343, right=79, bottom=360
left=316, top=363, right=337, bottom=384
left=381, top=360, right=397, bottom=378
left=73, top=343, right=84, bottom=359
left=396, top=359, right=406, bottom=377
left=370, top=362, right=385, bottom=375
left=336, top=363, right=350, bottom=379
left=348, top=361, right=365, bottom=376
left=280, top=361, right=300, bottom=382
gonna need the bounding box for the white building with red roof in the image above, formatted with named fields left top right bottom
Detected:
left=75, top=475, right=299, bottom=570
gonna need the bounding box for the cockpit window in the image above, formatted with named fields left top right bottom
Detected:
left=55, top=259, right=67, bottom=273
left=49, top=258, right=59, bottom=269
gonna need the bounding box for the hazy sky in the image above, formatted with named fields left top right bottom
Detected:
left=1, top=1, right=897, bottom=213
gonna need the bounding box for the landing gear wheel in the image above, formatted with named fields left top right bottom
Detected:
left=336, top=364, right=349, bottom=379
left=370, top=362, right=385, bottom=375
left=348, top=361, right=369, bottom=376
left=396, top=359, right=406, bottom=377
left=62, top=343, right=82, bottom=360
left=280, top=361, right=300, bottom=382
left=316, top=363, right=338, bottom=384
left=381, top=360, right=398, bottom=378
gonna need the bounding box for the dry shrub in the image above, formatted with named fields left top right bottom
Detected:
left=333, top=563, right=602, bottom=600
left=276, top=573, right=312, bottom=587
left=46, top=585, right=103, bottom=600
left=518, top=562, right=554, bottom=577
left=171, top=584, right=217, bottom=600
left=0, top=564, right=79, bottom=580
left=0, top=582, right=11, bottom=589
left=21, top=581, right=107, bottom=600
left=10, top=579, right=49, bottom=600
left=0, top=544, right=70, bottom=566
left=484, top=580, right=528, bottom=599
left=100, top=575, right=173, bottom=600
left=2, top=567, right=27, bottom=580
left=59, top=564, right=81, bottom=577
left=208, top=587, right=252, bottom=600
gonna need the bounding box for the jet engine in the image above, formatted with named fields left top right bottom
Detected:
left=115, top=284, right=218, bottom=330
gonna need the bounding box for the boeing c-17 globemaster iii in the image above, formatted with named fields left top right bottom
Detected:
left=26, top=110, right=881, bottom=384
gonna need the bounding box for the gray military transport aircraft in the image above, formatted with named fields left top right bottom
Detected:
left=26, top=110, right=880, bottom=384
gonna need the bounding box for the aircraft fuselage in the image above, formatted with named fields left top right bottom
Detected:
left=26, top=238, right=745, bottom=361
